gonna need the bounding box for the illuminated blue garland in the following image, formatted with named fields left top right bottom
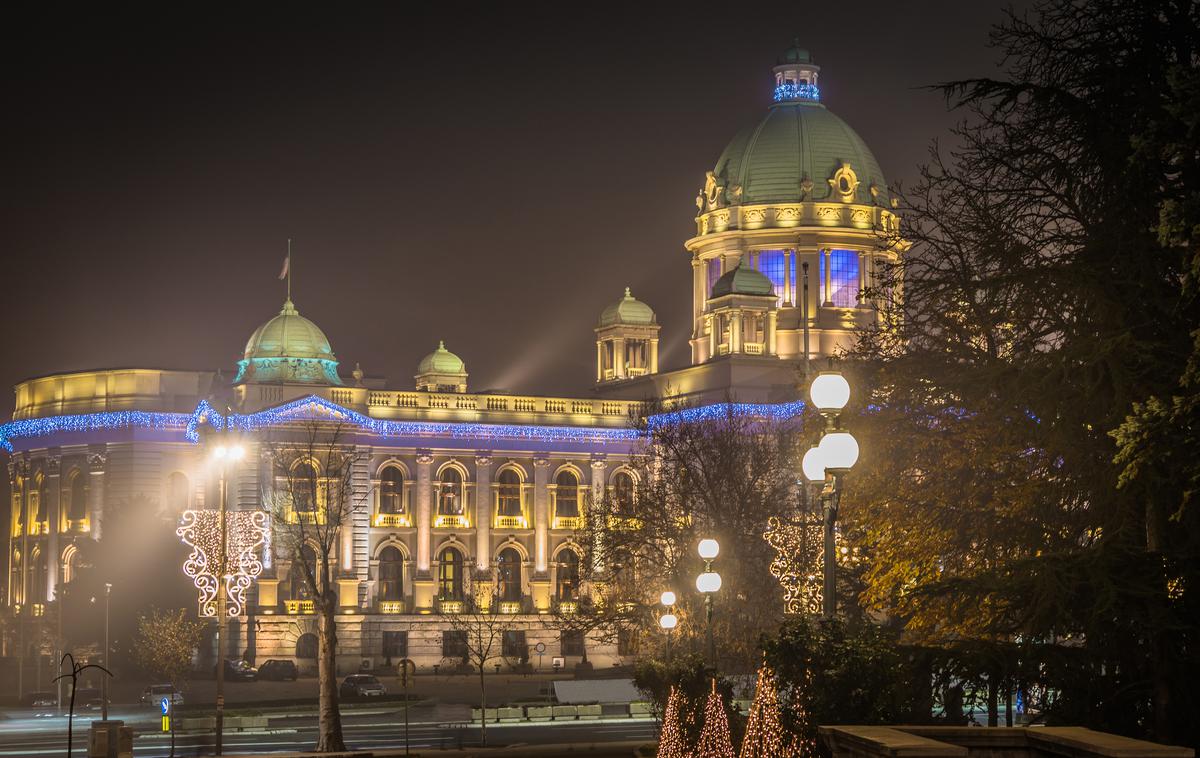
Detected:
left=2, top=395, right=809, bottom=453
left=0, top=411, right=189, bottom=452
left=773, top=83, right=820, bottom=102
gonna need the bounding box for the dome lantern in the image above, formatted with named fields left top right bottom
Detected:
left=772, top=40, right=821, bottom=103
left=235, top=298, right=342, bottom=386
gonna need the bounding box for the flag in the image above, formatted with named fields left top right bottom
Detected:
left=279, top=253, right=290, bottom=281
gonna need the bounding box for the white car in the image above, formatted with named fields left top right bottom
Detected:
left=140, top=684, right=184, bottom=707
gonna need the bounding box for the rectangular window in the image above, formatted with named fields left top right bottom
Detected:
left=757, top=249, right=787, bottom=306
left=382, top=631, right=408, bottom=660
left=503, top=630, right=528, bottom=659
left=442, top=630, right=468, bottom=659
left=706, top=258, right=722, bottom=296
left=820, top=249, right=860, bottom=307
left=561, top=630, right=585, bottom=657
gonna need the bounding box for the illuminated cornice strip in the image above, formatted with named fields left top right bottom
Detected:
left=1, top=394, right=806, bottom=452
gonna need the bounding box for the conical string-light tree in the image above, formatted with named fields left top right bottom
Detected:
left=739, top=662, right=790, bottom=758
left=657, top=686, right=689, bottom=758
left=696, top=678, right=736, bottom=758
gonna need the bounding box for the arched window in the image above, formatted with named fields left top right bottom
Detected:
left=497, top=470, right=521, bottom=517
left=438, top=469, right=463, bottom=515
left=556, top=549, right=580, bottom=600
left=296, top=633, right=318, bottom=659
left=32, top=476, right=46, bottom=527
left=12, top=486, right=23, bottom=532
left=293, top=461, right=319, bottom=513
left=289, top=545, right=316, bottom=600
left=821, top=249, right=861, bottom=307
left=438, top=547, right=463, bottom=599
left=497, top=548, right=522, bottom=602
left=62, top=546, right=81, bottom=585
left=378, top=546, right=404, bottom=602
left=31, top=547, right=47, bottom=602
left=68, top=472, right=87, bottom=522
left=10, top=550, right=22, bottom=604
left=167, top=472, right=190, bottom=514
left=380, top=467, right=404, bottom=514
left=613, top=472, right=635, bottom=515
left=555, top=470, right=579, bottom=517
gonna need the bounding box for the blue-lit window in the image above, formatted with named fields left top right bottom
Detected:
left=707, top=258, right=722, bottom=296
left=757, top=250, right=787, bottom=306
left=821, top=250, right=860, bottom=307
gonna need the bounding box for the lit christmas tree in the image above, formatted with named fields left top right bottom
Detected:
left=739, top=662, right=789, bottom=758
left=696, top=678, right=736, bottom=758
left=657, top=686, right=688, bottom=758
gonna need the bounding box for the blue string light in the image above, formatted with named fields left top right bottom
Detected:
left=773, top=83, right=820, bottom=102
left=3, top=394, right=808, bottom=452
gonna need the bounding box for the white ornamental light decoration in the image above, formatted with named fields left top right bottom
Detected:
left=177, top=510, right=269, bottom=617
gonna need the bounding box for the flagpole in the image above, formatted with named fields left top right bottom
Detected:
left=287, top=239, right=292, bottom=301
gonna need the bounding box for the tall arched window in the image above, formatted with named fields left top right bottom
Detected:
left=12, top=485, right=23, bottom=532
left=497, top=470, right=521, bottom=517
left=32, top=476, right=46, bottom=529
left=555, top=470, right=579, bottom=517
left=497, top=548, right=522, bottom=602
left=31, top=547, right=47, bottom=603
left=167, top=472, right=190, bottom=513
left=438, top=469, right=463, bottom=515
left=293, top=461, right=319, bottom=513
left=378, top=546, right=404, bottom=601
left=556, top=549, right=580, bottom=600
left=62, top=545, right=81, bottom=585
left=613, top=472, right=635, bottom=515
left=296, top=632, right=318, bottom=659
left=68, top=472, right=87, bottom=522
left=821, top=249, right=861, bottom=307
left=438, top=547, right=463, bottom=599
left=380, top=467, right=404, bottom=514
left=10, top=550, right=22, bottom=604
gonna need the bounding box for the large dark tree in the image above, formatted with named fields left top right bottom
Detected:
left=848, top=0, right=1200, bottom=744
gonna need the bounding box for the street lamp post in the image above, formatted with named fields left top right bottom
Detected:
left=658, top=591, right=677, bottom=661
left=102, top=582, right=111, bottom=721
left=695, top=539, right=721, bottom=667
left=210, top=441, right=245, bottom=757
left=804, top=369, right=859, bottom=619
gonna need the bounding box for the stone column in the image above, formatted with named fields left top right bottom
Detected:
left=613, top=338, right=626, bottom=379
left=474, top=453, right=492, bottom=571
left=784, top=250, right=793, bottom=306
left=87, top=449, right=107, bottom=541
left=822, top=248, right=833, bottom=306
left=595, top=342, right=603, bottom=382
left=767, top=311, right=778, bottom=356
left=649, top=339, right=659, bottom=374
left=533, top=457, right=551, bottom=575
left=350, top=448, right=371, bottom=605
left=588, top=457, right=607, bottom=572
left=857, top=251, right=867, bottom=306
left=415, top=450, right=433, bottom=573
left=45, top=455, right=60, bottom=602
left=731, top=311, right=742, bottom=353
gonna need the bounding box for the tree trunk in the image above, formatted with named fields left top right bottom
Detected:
left=315, top=594, right=346, bottom=752
left=986, top=673, right=998, bottom=727
left=478, top=662, right=488, bottom=747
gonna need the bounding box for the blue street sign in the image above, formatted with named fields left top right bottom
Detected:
left=161, top=697, right=170, bottom=715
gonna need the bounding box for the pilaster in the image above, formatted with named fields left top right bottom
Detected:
left=415, top=450, right=433, bottom=575
left=87, top=448, right=107, bottom=541
left=533, top=456, right=551, bottom=575
left=474, top=453, right=493, bottom=571
left=45, top=455, right=60, bottom=602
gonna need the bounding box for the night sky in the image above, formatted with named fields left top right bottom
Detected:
left=1, top=3, right=1025, bottom=419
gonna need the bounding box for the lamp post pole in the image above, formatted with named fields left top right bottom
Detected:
left=804, top=368, right=859, bottom=621
left=102, top=582, right=111, bottom=721
left=695, top=540, right=721, bottom=668
left=209, top=437, right=244, bottom=758
left=658, top=591, right=677, bottom=662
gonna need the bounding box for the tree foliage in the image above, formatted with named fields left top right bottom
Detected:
left=848, top=0, right=1200, bottom=743
left=134, top=607, right=203, bottom=686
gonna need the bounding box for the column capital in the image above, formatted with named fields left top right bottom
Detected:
left=475, top=452, right=493, bottom=467
left=416, top=449, right=434, bottom=465
left=589, top=456, right=607, bottom=470
left=533, top=456, right=551, bottom=468
left=45, top=456, right=61, bottom=476
left=87, top=452, right=107, bottom=470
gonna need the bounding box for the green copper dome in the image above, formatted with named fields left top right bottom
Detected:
left=598, top=287, right=656, bottom=327
left=417, top=341, right=466, bottom=375
left=236, top=299, right=342, bottom=385
left=711, top=263, right=774, bottom=298
left=711, top=50, right=889, bottom=208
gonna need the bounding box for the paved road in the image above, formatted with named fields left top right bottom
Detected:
left=0, top=707, right=658, bottom=756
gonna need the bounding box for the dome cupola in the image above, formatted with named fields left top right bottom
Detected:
left=598, top=287, right=657, bottom=327
left=236, top=299, right=342, bottom=385
left=415, top=341, right=468, bottom=393
left=710, top=263, right=774, bottom=298
left=595, top=287, right=661, bottom=384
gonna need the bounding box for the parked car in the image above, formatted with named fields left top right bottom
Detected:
left=23, top=691, right=56, bottom=708
left=339, top=674, right=386, bottom=698
left=214, top=658, right=258, bottom=682
left=140, top=684, right=184, bottom=707
left=257, top=659, right=298, bottom=681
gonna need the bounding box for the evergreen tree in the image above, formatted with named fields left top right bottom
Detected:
left=696, top=679, right=736, bottom=758
left=739, top=663, right=791, bottom=758
left=657, top=686, right=689, bottom=758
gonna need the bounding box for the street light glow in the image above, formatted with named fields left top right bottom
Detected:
left=659, top=613, right=678, bottom=630
left=696, top=571, right=722, bottom=593
left=697, top=538, right=720, bottom=560
left=801, top=446, right=826, bottom=481
left=660, top=590, right=676, bottom=607
left=809, top=371, right=851, bottom=412
left=818, top=430, right=859, bottom=471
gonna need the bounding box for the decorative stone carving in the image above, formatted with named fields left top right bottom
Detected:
left=800, top=176, right=814, bottom=199
left=776, top=206, right=801, bottom=222
left=828, top=162, right=859, bottom=203
left=533, top=456, right=551, bottom=468
left=475, top=452, right=493, bottom=467
left=45, top=456, right=61, bottom=475
left=744, top=208, right=766, bottom=223
left=704, top=171, right=725, bottom=210
left=87, top=453, right=107, bottom=470
left=416, top=450, right=434, bottom=465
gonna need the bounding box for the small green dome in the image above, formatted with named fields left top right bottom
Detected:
left=243, top=300, right=335, bottom=361
left=417, top=341, right=466, bottom=375
left=711, top=263, right=774, bottom=298
left=598, top=288, right=656, bottom=327
left=777, top=41, right=811, bottom=64
left=236, top=299, right=341, bottom=385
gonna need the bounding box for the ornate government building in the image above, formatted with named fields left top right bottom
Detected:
left=3, top=45, right=899, bottom=670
